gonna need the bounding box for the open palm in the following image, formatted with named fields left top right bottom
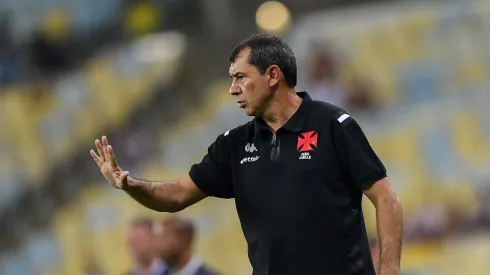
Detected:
left=90, top=136, right=130, bottom=189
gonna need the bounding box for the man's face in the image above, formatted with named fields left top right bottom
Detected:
left=125, top=225, right=153, bottom=264
left=229, top=48, right=272, bottom=117
left=153, top=224, right=187, bottom=263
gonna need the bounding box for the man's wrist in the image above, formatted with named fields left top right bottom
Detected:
left=379, top=264, right=400, bottom=275
left=125, top=176, right=140, bottom=189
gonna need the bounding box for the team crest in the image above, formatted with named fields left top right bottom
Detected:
left=297, top=131, right=318, bottom=152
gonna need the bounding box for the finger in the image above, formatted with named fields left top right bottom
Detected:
left=90, top=150, right=103, bottom=166
left=102, top=136, right=109, bottom=161
left=95, top=139, right=105, bottom=162
left=107, top=145, right=118, bottom=168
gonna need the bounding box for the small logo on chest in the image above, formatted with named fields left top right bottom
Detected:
left=240, top=156, right=260, bottom=164
left=245, top=143, right=258, bottom=153
left=299, top=152, right=311, bottom=160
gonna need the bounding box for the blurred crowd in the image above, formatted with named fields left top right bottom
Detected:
left=112, top=216, right=219, bottom=275
left=0, top=0, right=166, bottom=86
left=1, top=0, right=490, bottom=274
left=307, top=44, right=378, bottom=113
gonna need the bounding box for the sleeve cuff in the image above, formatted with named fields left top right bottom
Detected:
left=359, top=173, right=387, bottom=191
left=188, top=168, right=213, bottom=197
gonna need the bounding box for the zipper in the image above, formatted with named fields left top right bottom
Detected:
left=270, top=133, right=280, bottom=162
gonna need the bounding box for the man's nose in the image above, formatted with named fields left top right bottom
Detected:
left=229, top=84, right=241, bottom=95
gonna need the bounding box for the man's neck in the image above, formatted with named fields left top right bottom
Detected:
left=262, top=88, right=301, bottom=132
left=136, top=259, right=154, bottom=273
left=172, top=251, right=193, bottom=271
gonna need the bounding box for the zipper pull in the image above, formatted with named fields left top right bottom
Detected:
left=270, top=133, right=280, bottom=161
left=271, top=134, right=277, bottom=146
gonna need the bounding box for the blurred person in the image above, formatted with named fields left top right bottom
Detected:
left=126, top=217, right=167, bottom=275
left=308, top=46, right=376, bottom=112
left=152, top=216, right=219, bottom=275
left=308, top=48, right=348, bottom=108
left=90, top=34, right=403, bottom=275
left=347, top=76, right=377, bottom=112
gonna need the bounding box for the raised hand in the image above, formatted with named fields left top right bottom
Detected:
left=90, top=136, right=130, bottom=189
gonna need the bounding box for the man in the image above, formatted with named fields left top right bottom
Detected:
left=152, top=216, right=219, bottom=275
left=90, top=34, right=403, bottom=275
left=125, top=217, right=167, bottom=275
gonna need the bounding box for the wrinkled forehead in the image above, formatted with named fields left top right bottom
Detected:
left=229, top=48, right=251, bottom=75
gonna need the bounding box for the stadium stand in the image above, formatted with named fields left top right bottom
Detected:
left=0, top=30, right=187, bottom=275
left=2, top=1, right=490, bottom=275
left=0, top=31, right=184, bottom=200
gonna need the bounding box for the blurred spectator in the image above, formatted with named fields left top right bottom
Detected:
left=126, top=217, right=167, bottom=275
left=346, top=76, right=377, bottom=112
left=307, top=45, right=376, bottom=112
left=153, top=216, right=219, bottom=275
left=308, top=47, right=347, bottom=108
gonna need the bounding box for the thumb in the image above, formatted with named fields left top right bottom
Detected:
left=117, top=171, right=130, bottom=189
left=122, top=171, right=130, bottom=179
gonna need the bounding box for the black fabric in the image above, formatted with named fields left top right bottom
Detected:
left=195, top=264, right=220, bottom=275
left=189, top=133, right=234, bottom=198
left=158, top=263, right=219, bottom=275
left=189, top=92, right=385, bottom=275
left=332, top=118, right=387, bottom=190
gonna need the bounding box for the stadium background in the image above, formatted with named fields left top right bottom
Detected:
left=1, top=0, right=489, bottom=274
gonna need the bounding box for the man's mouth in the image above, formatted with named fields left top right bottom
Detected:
left=237, top=100, right=246, bottom=108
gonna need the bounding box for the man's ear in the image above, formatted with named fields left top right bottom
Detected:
left=267, top=65, right=281, bottom=87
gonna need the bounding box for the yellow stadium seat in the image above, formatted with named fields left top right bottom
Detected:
left=384, top=129, right=421, bottom=169
left=401, top=240, right=444, bottom=271
left=52, top=205, right=85, bottom=275
left=395, top=12, right=434, bottom=62
left=2, top=92, right=48, bottom=182
left=124, top=1, right=161, bottom=37
left=371, top=28, right=397, bottom=67
left=75, top=105, right=102, bottom=145
left=372, top=66, right=399, bottom=105
left=441, top=182, right=479, bottom=214
left=197, top=221, right=250, bottom=275
left=457, top=60, right=487, bottom=85
left=346, top=31, right=401, bottom=105
left=450, top=111, right=489, bottom=164
left=41, top=9, right=69, bottom=42
left=92, top=229, right=130, bottom=275
left=432, top=233, right=490, bottom=275
left=388, top=22, right=411, bottom=64
left=123, top=76, right=152, bottom=103
left=400, top=171, right=435, bottom=209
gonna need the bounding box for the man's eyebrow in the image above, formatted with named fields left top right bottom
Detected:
left=230, top=72, right=244, bottom=78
